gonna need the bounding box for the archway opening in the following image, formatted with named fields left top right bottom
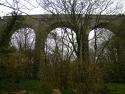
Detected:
left=9, top=28, right=36, bottom=79
left=88, top=28, right=116, bottom=63
left=45, top=27, right=77, bottom=61
left=10, top=28, right=36, bottom=51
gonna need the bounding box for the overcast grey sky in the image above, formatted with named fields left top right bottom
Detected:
left=0, top=0, right=125, bottom=16
left=0, top=0, right=45, bottom=16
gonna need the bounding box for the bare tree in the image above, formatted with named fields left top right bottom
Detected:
left=89, top=28, right=114, bottom=63
left=38, top=0, right=122, bottom=60
left=11, top=28, right=35, bottom=51
left=36, top=0, right=123, bottom=93
left=0, top=0, right=123, bottom=93
left=45, top=27, right=77, bottom=61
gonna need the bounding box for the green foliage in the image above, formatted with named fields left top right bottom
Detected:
left=0, top=80, right=51, bottom=94
left=0, top=80, right=125, bottom=94
left=97, top=83, right=125, bottom=94
left=40, top=57, right=101, bottom=94
left=0, top=13, right=25, bottom=50
left=0, top=50, right=34, bottom=81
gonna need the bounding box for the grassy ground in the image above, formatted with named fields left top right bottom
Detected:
left=0, top=80, right=51, bottom=94
left=103, top=83, right=125, bottom=94
left=0, top=80, right=125, bottom=94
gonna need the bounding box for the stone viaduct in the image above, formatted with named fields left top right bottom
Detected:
left=1, top=14, right=125, bottom=78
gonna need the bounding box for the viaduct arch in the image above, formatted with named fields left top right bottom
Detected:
left=0, top=14, right=125, bottom=78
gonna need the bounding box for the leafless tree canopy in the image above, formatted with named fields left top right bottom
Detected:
left=37, top=0, right=123, bottom=15
left=11, top=28, right=36, bottom=50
